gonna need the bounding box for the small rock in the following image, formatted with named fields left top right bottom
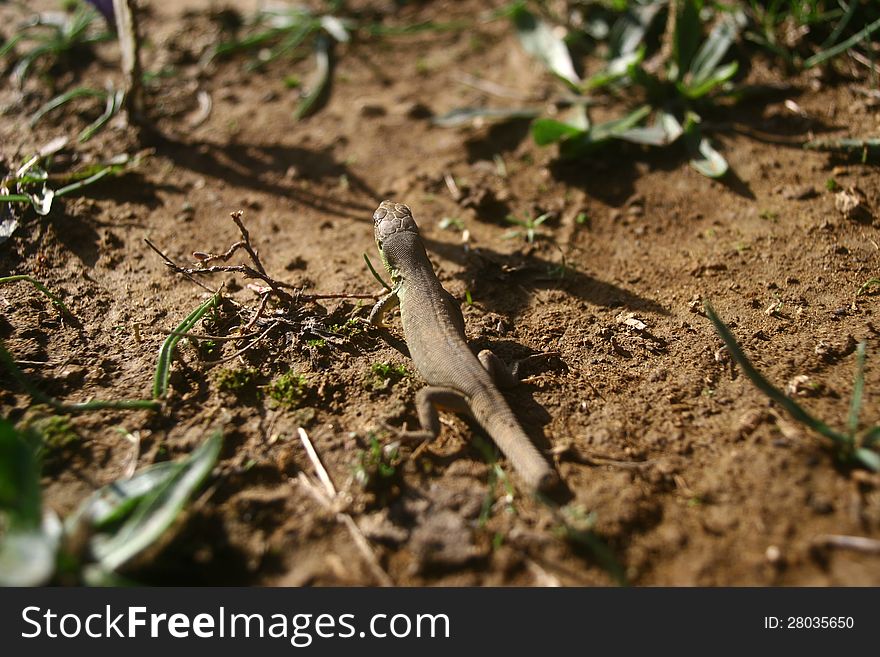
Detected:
left=616, top=312, right=648, bottom=332
left=835, top=187, right=873, bottom=222
left=785, top=374, right=819, bottom=397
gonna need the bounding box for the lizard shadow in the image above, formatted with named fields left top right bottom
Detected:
left=422, top=236, right=669, bottom=317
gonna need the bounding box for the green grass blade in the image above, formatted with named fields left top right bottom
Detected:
left=0, top=193, right=32, bottom=203
left=55, top=166, right=113, bottom=197
left=804, top=15, right=880, bottom=69
left=0, top=33, right=24, bottom=58
left=559, top=105, right=652, bottom=157
left=56, top=398, right=159, bottom=412
left=29, top=87, right=107, bottom=126
left=153, top=292, right=221, bottom=398
left=78, top=88, right=124, bottom=142
left=848, top=341, right=866, bottom=436
left=584, top=48, right=644, bottom=91
left=704, top=301, right=848, bottom=446
left=804, top=138, right=880, bottom=160
left=363, top=252, right=391, bottom=291
left=0, top=274, right=73, bottom=317
left=857, top=278, right=880, bottom=296
left=819, top=0, right=858, bottom=51
left=1, top=340, right=159, bottom=412
left=608, top=2, right=662, bottom=59
left=91, top=430, right=223, bottom=572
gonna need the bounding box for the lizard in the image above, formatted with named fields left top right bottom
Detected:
left=368, top=199, right=559, bottom=493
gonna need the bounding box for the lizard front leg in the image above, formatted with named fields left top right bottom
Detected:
left=369, top=287, right=400, bottom=327
left=389, top=386, right=470, bottom=444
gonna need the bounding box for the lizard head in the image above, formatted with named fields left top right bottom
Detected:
left=373, top=200, right=420, bottom=276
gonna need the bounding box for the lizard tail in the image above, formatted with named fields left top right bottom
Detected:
left=471, top=391, right=558, bottom=493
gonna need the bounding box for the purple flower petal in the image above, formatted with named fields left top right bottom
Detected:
left=84, top=0, right=115, bottom=25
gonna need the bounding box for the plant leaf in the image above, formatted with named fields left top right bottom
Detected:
left=671, top=0, right=701, bottom=81
left=0, top=216, right=18, bottom=245
left=512, top=5, right=580, bottom=86
left=583, top=47, right=644, bottom=90
left=558, top=105, right=652, bottom=156
left=90, top=430, right=223, bottom=572
left=681, top=60, right=738, bottom=99
left=689, top=16, right=739, bottom=89
left=320, top=15, right=350, bottom=43
left=0, top=418, right=42, bottom=528
left=30, top=186, right=54, bottom=216
left=531, top=117, right=585, bottom=146
left=0, top=515, right=61, bottom=586
left=432, top=107, right=539, bottom=128
left=294, top=35, right=331, bottom=120
left=608, top=2, right=663, bottom=59
left=684, top=114, right=728, bottom=178
left=67, top=462, right=182, bottom=531
left=619, top=110, right=683, bottom=146
left=854, top=448, right=880, bottom=472
left=589, top=104, right=652, bottom=141
left=0, top=419, right=58, bottom=586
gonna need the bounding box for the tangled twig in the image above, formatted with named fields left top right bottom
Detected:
left=146, top=210, right=379, bottom=308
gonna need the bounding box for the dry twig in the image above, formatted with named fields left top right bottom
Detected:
left=295, top=427, right=393, bottom=586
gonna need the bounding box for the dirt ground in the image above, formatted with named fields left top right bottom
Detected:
left=1, top=0, right=879, bottom=586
